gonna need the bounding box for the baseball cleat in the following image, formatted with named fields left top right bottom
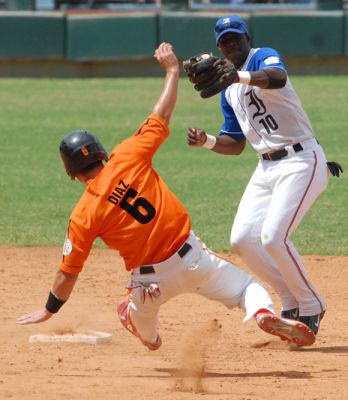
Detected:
left=256, top=313, right=316, bottom=346
left=299, top=311, right=325, bottom=335
left=117, top=300, right=162, bottom=351
left=281, top=307, right=299, bottom=320
left=279, top=308, right=299, bottom=341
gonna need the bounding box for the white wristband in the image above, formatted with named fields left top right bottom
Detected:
left=238, top=71, right=251, bottom=85
left=203, top=134, right=216, bottom=149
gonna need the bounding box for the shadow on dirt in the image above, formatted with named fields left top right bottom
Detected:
left=154, top=367, right=312, bottom=380
left=291, top=346, right=348, bottom=353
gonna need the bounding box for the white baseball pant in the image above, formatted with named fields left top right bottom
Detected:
left=126, top=231, right=274, bottom=343
left=230, top=139, right=328, bottom=316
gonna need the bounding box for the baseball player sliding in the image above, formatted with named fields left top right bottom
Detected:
left=17, top=43, right=316, bottom=349
left=185, top=15, right=342, bottom=340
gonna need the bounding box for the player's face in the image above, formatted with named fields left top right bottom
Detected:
left=217, top=33, right=251, bottom=69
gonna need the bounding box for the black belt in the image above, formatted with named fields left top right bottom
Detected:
left=139, top=242, right=192, bottom=275
left=262, top=143, right=303, bottom=161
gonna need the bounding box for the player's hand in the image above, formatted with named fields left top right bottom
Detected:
left=154, top=42, right=179, bottom=74
left=187, top=127, right=208, bottom=147
left=17, top=308, right=53, bottom=325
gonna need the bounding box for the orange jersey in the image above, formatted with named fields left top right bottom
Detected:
left=60, top=114, right=191, bottom=274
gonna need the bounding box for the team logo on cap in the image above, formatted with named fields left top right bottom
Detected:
left=81, top=146, right=89, bottom=156
left=62, top=237, right=73, bottom=256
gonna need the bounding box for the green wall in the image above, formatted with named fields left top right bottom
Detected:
left=0, top=11, right=347, bottom=75
left=66, top=14, right=158, bottom=60
left=0, top=13, right=65, bottom=58
left=251, top=13, right=344, bottom=57
left=345, top=13, right=348, bottom=55
left=159, top=13, right=226, bottom=57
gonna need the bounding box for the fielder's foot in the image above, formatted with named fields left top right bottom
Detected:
left=281, top=307, right=299, bottom=320
left=299, top=311, right=325, bottom=335
left=256, top=313, right=316, bottom=347
left=117, top=300, right=162, bottom=351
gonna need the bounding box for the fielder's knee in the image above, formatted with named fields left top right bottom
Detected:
left=261, top=232, right=283, bottom=256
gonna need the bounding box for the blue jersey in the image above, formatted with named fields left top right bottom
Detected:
left=220, top=48, right=315, bottom=154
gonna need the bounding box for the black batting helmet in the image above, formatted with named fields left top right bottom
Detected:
left=59, top=130, right=108, bottom=179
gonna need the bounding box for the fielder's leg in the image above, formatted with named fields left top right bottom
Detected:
left=230, top=164, right=299, bottom=312
left=260, top=147, right=328, bottom=320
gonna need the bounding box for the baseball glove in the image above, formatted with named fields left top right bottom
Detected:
left=183, top=53, right=237, bottom=98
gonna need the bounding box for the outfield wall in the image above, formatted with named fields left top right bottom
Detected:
left=0, top=11, right=347, bottom=76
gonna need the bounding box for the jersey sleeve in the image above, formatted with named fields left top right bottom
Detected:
left=59, top=217, right=95, bottom=275
left=109, top=113, right=169, bottom=164
left=252, top=47, right=287, bottom=72
left=219, top=89, right=245, bottom=140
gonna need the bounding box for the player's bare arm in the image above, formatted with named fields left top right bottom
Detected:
left=239, top=68, right=287, bottom=89
left=152, top=42, right=179, bottom=124
left=17, top=270, right=78, bottom=325
left=209, top=59, right=286, bottom=90
left=187, top=127, right=246, bottom=155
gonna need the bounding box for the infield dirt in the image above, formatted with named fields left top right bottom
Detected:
left=1, top=247, right=347, bottom=400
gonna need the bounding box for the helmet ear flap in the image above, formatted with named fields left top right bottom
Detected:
left=59, top=130, right=108, bottom=178
left=60, top=152, right=76, bottom=179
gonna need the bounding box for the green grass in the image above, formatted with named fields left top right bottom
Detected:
left=0, top=77, right=347, bottom=255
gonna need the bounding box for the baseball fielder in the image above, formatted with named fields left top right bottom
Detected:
left=17, top=43, right=316, bottom=349
left=185, top=16, right=342, bottom=338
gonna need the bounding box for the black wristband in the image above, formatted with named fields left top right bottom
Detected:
left=45, top=290, right=66, bottom=313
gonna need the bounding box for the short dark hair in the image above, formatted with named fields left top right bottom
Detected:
left=79, top=160, right=103, bottom=174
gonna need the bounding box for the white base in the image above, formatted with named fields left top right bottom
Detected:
left=29, top=330, right=112, bottom=344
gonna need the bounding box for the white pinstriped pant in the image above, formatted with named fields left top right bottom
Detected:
left=231, top=139, right=328, bottom=316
